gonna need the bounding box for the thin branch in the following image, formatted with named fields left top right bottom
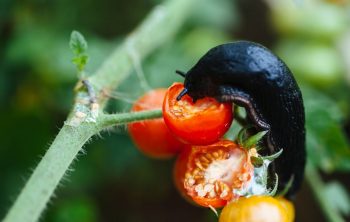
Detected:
left=99, top=109, right=162, bottom=128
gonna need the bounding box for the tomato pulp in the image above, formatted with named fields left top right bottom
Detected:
left=174, top=140, right=254, bottom=208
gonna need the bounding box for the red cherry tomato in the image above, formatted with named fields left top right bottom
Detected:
left=174, top=140, right=254, bottom=208
left=163, top=83, right=233, bottom=145
left=219, top=196, right=290, bottom=222
left=128, top=89, right=185, bottom=159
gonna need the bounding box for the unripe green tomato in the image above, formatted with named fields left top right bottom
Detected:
left=276, top=40, right=344, bottom=88
left=271, top=1, right=348, bottom=40
left=182, top=28, right=230, bottom=60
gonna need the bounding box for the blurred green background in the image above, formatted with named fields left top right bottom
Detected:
left=1, top=0, right=350, bottom=221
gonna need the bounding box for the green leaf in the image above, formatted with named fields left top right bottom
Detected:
left=243, top=130, right=268, bottom=149
left=70, top=31, right=88, bottom=55
left=324, top=181, right=350, bottom=216
left=72, top=55, right=88, bottom=71
left=237, top=127, right=248, bottom=146
left=303, top=86, right=350, bottom=172
left=224, top=121, right=241, bottom=141
left=69, top=31, right=89, bottom=72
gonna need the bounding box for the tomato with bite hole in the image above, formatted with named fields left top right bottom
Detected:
left=163, top=83, right=233, bottom=145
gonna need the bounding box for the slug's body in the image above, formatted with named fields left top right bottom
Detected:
left=178, top=41, right=305, bottom=197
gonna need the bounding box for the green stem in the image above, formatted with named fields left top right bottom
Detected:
left=3, top=124, right=97, bottom=222
left=3, top=0, right=196, bottom=220
left=306, top=164, right=345, bottom=222
left=3, top=110, right=163, bottom=222
left=234, top=106, right=248, bottom=127
left=99, top=109, right=162, bottom=128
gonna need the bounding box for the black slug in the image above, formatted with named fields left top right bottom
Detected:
left=177, top=41, right=305, bottom=197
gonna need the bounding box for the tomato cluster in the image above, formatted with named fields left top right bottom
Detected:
left=128, top=83, right=233, bottom=158
left=128, top=83, right=295, bottom=221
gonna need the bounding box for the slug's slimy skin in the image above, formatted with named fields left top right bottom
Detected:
left=177, top=41, right=305, bottom=197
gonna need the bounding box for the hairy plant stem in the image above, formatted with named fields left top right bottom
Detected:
left=3, top=110, right=162, bottom=222
left=99, top=110, right=162, bottom=128
left=306, top=164, right=345, bottom=222
left=3, top=0, right=195, bottom=220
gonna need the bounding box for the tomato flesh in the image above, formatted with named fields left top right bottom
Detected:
left=174, top=140, right=253, bottom=208
left=128, top=89, right=185, bottom=158
left=163, top=83, right=233, bottom=145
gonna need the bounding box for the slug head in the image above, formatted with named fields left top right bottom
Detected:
left=176, top=66, right=221, bottom=102
left=176, top=42, right=256, bottom=102
left=176, top=41, right=287, bottom=102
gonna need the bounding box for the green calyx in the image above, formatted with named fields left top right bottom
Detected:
left=234, top=127, right=286, bottom=197
left=235, top=127, right=283, bottom=167
left=236, top=127, right=268, bottom=150
left=251, top=149, right=284, bottom=167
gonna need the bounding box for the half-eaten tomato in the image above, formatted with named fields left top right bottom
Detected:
left=128, top=88, right=185, bottom=159
left=163, top=83, right=233, bottom=145
left=174, top=140, right=254, bottom=208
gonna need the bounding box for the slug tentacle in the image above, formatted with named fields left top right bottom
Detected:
left=178, top=41, right=306, bottom=198
left=176, top=88, right=188, bottom=101
left=175, top=70, right=187, bottom=78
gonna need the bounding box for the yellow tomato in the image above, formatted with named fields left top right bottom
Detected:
left=277, top=197, right=295, bottom=222
left=219, top=196, right=289, bottom=222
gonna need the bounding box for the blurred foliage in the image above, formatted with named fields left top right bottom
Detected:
left=277, top=40, right=344, bottom=88
left=271, top=0, right=348, bottom=40
left=1, top=0, right=350, bottom=221
left=324, top=181, right=350, bottom=217
left=303, top=86, right=350, bottom=172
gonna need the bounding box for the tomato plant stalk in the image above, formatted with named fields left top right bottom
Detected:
left=2, top=0, right=195, bottom=220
